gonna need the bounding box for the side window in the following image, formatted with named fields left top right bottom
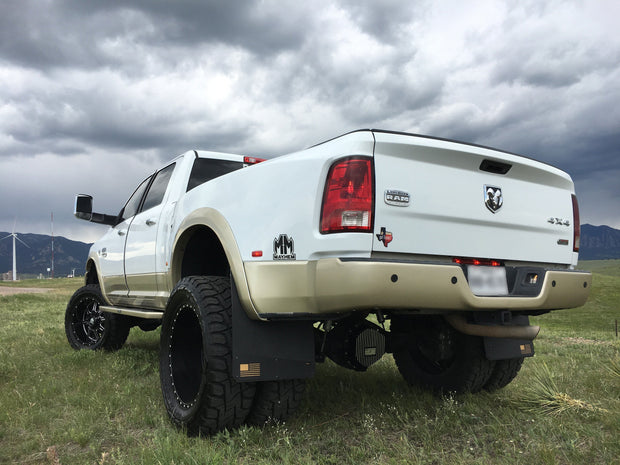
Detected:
left=186, top=158, right=243, bottom=192
left=120, top=176, right=152, bottom=222
left=142, top=163, right=175, bottom=212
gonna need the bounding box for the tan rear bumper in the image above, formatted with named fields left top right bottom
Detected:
left=243, top=258, right=591, bottom=319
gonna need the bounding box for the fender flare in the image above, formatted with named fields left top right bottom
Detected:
left=169, top=207, right=262, bottom=320
left=84, top=255, right=114, bottom=306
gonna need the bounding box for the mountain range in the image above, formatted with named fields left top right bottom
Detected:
left=0, top=232, right=91, bottom=279
left=578, top=224, right=620, bottom=260
left=1, top=224, right=619, bottom=279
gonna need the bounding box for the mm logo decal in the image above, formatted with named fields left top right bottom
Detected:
left=273, top=234, right=296, bottom=260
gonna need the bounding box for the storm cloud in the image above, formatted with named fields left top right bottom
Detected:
left=1, top=0, right=619, bottom=242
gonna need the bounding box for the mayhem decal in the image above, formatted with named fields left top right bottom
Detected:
left=376, top=227, right=393, bottom=247
left=273, top=234, right=296, bottom=260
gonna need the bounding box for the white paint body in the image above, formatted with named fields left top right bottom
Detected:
left=182, top=131, right=578, bottom=267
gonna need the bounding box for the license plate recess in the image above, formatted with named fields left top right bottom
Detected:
left=467, top=265, right=509, bottom=296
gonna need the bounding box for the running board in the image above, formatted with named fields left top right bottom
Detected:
left=100, top=306, right=163, bottom=320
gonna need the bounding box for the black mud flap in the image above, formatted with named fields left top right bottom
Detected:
left=475, top=312, right=536, bottom=361
left=231, top=279, right=315, bottom=382
left=483, top=337, right=535, bottom=361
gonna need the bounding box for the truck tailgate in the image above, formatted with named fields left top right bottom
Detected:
left=372, top=131, right=577, bottom=265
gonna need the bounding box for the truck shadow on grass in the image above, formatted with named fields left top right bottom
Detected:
left=66, top=333, right=618, bottom=465
left=302, top=359, right=466, bottom=420
left=107, top=324, right=614, bottom=445
left=106, top=326, right=615, bottom=428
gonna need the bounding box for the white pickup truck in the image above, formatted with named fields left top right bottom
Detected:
left=66, top=129, right=591, bottom=435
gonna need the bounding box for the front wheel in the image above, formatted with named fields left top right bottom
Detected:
left=391, top=315, right=495, bottom=394
left=65, top=284, right=130, bottom=351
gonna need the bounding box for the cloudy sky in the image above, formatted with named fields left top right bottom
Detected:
left=1, top=0, right=619, bottom=243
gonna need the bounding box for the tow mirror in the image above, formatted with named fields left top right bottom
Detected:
left=74, top=194, right=93, bottom=221
left=74, top=194, right=117, bottom=226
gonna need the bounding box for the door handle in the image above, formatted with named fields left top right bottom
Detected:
left=146, top=219, right=156, bottom=226
left=117, top=230, right=126, bottom=236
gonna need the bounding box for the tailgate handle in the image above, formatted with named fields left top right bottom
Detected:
left=480, top=159, right=512, bottom=175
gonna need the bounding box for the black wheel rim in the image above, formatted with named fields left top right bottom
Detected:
left=409, top=322, right=457, bottom=375
left=72, top=296, right=106, bottom=346
left=169, top=304, right=204, bottom=408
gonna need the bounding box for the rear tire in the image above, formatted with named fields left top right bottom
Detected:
left=391, top=315, right=495, bottom=394
left=484, top=357, right=525, bottom=391
left=247, top=379, right=306, bottom=425
left=159, top=276, right=255, bottom=435
left=65, top=284, right=130, bottom=351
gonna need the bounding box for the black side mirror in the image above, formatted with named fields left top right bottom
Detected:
left=74, top=194, right=117, bottom=226
left=74, top=194, right=93, bottom=221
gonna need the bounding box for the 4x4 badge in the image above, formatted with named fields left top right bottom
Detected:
left=376, top=227, right=393, bottom=247
left=484, top=185, right=503, bottom=213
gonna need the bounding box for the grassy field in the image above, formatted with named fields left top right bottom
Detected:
left=0, top=262, right=618, bottom=465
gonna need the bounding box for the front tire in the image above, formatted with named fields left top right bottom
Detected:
left=391, top=315, right=495, bottom=394
left=159, top=276, right=255, bottom=435
left=65, top=284, right=130, bottom=351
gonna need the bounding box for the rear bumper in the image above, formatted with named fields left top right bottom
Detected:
left=243, top=258, right=591, bottom=319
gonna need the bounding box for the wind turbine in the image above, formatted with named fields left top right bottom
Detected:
left=1, top=222, right=29, bottom=281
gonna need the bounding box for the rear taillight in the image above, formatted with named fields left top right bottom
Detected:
left=320, top=157, right=374, bottom=233
left=244, top=156, right=266, bottom=165
left=572, top=194, right=580, bottom=252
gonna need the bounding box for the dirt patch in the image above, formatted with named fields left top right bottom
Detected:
left=562, top=336, right=613, bottom=346
left=0, top=287, right=53, bottom=296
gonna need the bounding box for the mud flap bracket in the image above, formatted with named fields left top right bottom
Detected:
left=475, top=312, right=536, bottom=361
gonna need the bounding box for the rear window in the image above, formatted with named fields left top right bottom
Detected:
left=186, top=158, right=243, bottom=192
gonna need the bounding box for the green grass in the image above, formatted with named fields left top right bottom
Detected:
left=1, top=270, right=619, bottom=465
left=0, top=277, right=81, bottom=289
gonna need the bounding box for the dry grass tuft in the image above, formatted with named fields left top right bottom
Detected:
left=607, top=356, right=620, bottom=379
left=46, top=446, right=61, bottom=465
left=517, top=363, right=607, bottom=416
